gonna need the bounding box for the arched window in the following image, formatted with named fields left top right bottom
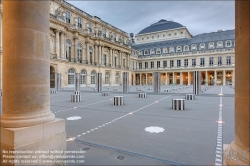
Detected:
left=156, top=48, right=161, bottom=54
left=115, top=72, right=120, bottom=85
left=217, top=41, right=223, bottom=48
left=80, top=69, right=86, bottom=86
left=184, top=45, right=189, bottom=51
left=91, top=70, right=96, bottom=85
left=163, top=47, right=168, bottom=53
left=68, top=68, right=75, bottom=86
left=200, top=43, right=205, bottom=50
left=139, top=50, right=143, bottom=55
left=150, top=49, right=155, bottom=55
left=192, top=44, right=197, bottom=50
left=77, top=43, right=82, bottom=61
left=176, top=46, right=182, bottom=52
left=226, top=40, right=231, bottom=47
left=105, top=72, right=110, bottom=85
left=66, top=39, right=71, bottom=59
left=209, top=42, right=214, bottom=49
left=144, top=50, right=149, bottom=55
left=169, top=47, right=175, bottom=53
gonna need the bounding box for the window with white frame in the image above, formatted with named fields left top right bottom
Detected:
left=184, top=59, right=188, bottom=67
left=170, top=60, right=174, bottom=68
left=66, top=11, right=70, bottom=23
left=169, top=47, right=175, bottom=53
left=192, top=44, right=197, bottom=50
left=200, top=43, right=205, bottom=50
left=157, top=61, right=160, bottom=68
left=145, top=62, right=148, bottom=69
left=156, top=48, right=161, bottom=54
left=151, top=61, right=154, bottom=68
left=77, top=43, right=82, bottom=61
left=139, top=50, right=143, bottom=55
left=68, top=68, right=75, bottom=85
left=66, top=39, right=71, bottom=59
left=163, top=61, right=167, bottom=68
left=91, top=70, right=96, bottom=84
left=176, top=46, right=182, bottom=52
left=105, top=72, right=110, bottom=84
left=150, top=49, right=155, bottom=55
left=80, top=70, right=86, bottom=85
left=78, top=17, right=82, bottom=28
left=200, top=58, right=205, bottom=67
left=144, top=50, right=149, bottom=55
left=209, top=57, right=214, bottom=66
left=103, top=29, right=106, bottom=37
left=226, top=40, right=232, bottom=47
left=217, top=41, right=223, bottom=48
left=218, top=56, right=222, bottom=66
left=163, top=47, right=168, bottom=53
left=192, top=58, right=196, bottom=67
left=139, top=62, right=142, bottom=69
left=226, top=56, right=231, bottom=65
left=209, top=42, right=214, bottom=49
left=184, top=45, right=189, bottom=51
left=177, top=60, right=181, bottom=67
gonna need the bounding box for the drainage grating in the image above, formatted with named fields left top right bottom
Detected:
left=117, top=156, right=125, bottom=160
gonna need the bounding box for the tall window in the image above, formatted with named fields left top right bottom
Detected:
left=91, top=70, right=96, bottom=85
left=145, top=62, right=148, bottom=69
left=151, top=61, right=154, bottom=68
left=139, top=62, right=142, bottom=69
left=68, top=68, right=75, bottom=85
left=177, top=60, right=181, bottom=67
left=115, top=72, right=120, bottom=84
left=78, top=17, right=82, bottom=28
left=103, top=28, right=106, bottom=37
left=87, top=22, right=92, bottom=32
left=77, top=43, right=82, bottom=61
left=209, top=57, right=214, bottom=66
left=103, top=54, right=107, bottom=65
left=114, top=57, right=117, bottom=66
left=218, top=56, right=222, bottom=66
left=114, top=33, right=116, bottom=40
left=80, top=70, right=86, bottom=85
left=184, top=59, right=188, bottom=67
left=123, top=59, right=126, bottom=68
left=226, top=56, right=231, bottom=65
left=66, top=39, right=71, bottom=60
left=192, top=58, right=196, bottom=67
left=66, top=11, right=70, bottom=23
left=89, top=46, right=93, bottom=64
left=157, top=61, right=160, bottom=68
left=105, top=72, right=110, bottom=84
left=200, top=58, right=205, bottom=67
left=163, top=61, right=167, bottom=68
left=170, top=60, right=174, bottom=68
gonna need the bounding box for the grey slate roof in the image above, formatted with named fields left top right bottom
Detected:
left=132, top=29, right=235, bottom=55
left=138, top=19, right=184, bottom=35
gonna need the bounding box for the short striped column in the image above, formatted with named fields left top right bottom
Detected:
left=193, top=71, right=201, bottom=95
left=172, top=99, right=185, bottom=110
left=74, top=91, right=80, bottom=95
left=102, top=92, right=110, bottom=96
left=123, top=72, right=129, bottom=93
left=164, top=89, right=170, bottom=92
left=185, top=94, right=195, bottom=100
left=139, top=93, right=147, bottom=98
left=97, top=73, right=102, bottom=92
left=50, top=90, right=57, bottom=94
left=71, top=94, right=81, bottom=102
left=113, top=96, right=124, bottom=106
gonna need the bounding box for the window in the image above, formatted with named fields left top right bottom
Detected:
left=163, top=34, right=165, bottom=37
left=142, top=38, right=144, bottom=40
left=169, top=47, right=175, bottom=53
left=66, top=11, right=70, bottom=23
left=217, top=41, right=223, bottom=48
left=177, top=60, right=181, bottom=67
left=115, top=72, right=119, bottom=84
left=192, top=58, right=196, bottom=67
left=218, top=56, right=222, bottom=66
left=184, top=45, right=189, bottom=51
left=226, top=40, right=231, bottom=47
left=152, top=36, right=154, bottom=39
left=68, top=68, right=75, bottom=85
left=144, top=50, right=149, bottom=55
left=87, top=23, right=92, bottom=32
left=150, top=49, right=155, bottom=55
left=80, top=70, right=86, bottom=85
left=157, top=61, right=160, bottom=68
left=139, top=50, right=143, bottom=55
left=91, top=70, right=96, bottom=84
left=66, top=39, right=71, bottom=59
left=168, top=33, right=171, bottom=36
left=139, top=62, right=142, bottom=69
left=176, top=46, right=182, bottom=52
left=174, top=33, right=177, bottom=35
left=123, top=59, right=126, bottom=68
left=170, top=60, right=174, bottom=68
left=163, top=61, right=167, bottom=68
left=226, top=56, right=231, bottom=65
left=147, top=37, right=149, bottom=39
left=209, top=42, right=214, bottom=49
left=200, top=58, right=205, bottom=67
left=114, top=57, right=117, bottom=66
left=209, top=57, right=214, bottom=66
left=181, top=32, right=183, bottom=34
left=200, top=43, right=205, bottom=50
left=151, top=61, right=154, bottom=68
left=184, top=59, right=188, bottom=67
left=77, top=43, right=82, bottom=61
left=145, top=62, right=148, bottom=69
left=114, top=33, right=116, bottom=40
left=78, top=17, right=82, bottom=28
left=156, top=48, right=161, bottom=54
left=192, top=44, right=197, bottom=50
left=163, top=47, right=168, bottom=53
left=157, top=35, right=159, bottom=38
left=103, top=54, right=107, bottom=65
left=103, top=29, right=106, bottom=37
left=105, top=72, right=110, bottom=84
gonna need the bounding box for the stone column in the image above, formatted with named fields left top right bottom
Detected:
left=57, top=73, right=62, bottom=91
left=98, top=45, right=101, bottom=65
left=133, top=73, right=135, bottom=85
left=153, top=72, right=161, bottom=94
left=55, top=29, right=60, bottom=59
left=180, top=72, right=183, bottom=85
left=232, top=70, right=235, bottom=86
left=97, top=73, right=102, bottom=92
left=193, top=71, right=201, bottom=95
left=188, top=72, right=191, bottom=85
left=123, top=72, right=129, bottom=93
left=60, top=31, right=65, bottom=59
left=75, top=73, right=80, bottom=92
left=205, top=71, right=208, bottom=86
left=94, top=45, right=98, bottom=64
left=173, top=72, right=175, bottom=84
left=214, top=70, right=217, bottom=85
left=223, top=70, right=226, bottom=85
left=165, top=72, right=168, bottom=85
left=86, top=42, right=90, bottom=64
left=74, top=37, right=78, bottom=62
left=0, top=0, right=65, bottom=160
left=109, top=48, right=112, bottom=66
left=146, top=73, right=148, bottom=85
left=224, top=1, right=250, bottom=165
left=139, top=73, right=142, bottom=85
left=101, top=46, right=103, bottom=65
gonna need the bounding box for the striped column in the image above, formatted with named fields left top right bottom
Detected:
left=56, top=73, right=61, bottom=91
left=114, top=96, right=124, bottom=106
left=153, top=72, right=161, bottom=94
left=193, top=71, right=201, bottom=95
left=172, top=99, right=185, bottom=110
left=97, top=73, right=102, bottom=92
left=123, top=72, right=129, bottom=93
left=75, top=73, right=80, bottom=92
left=185, top=94, right=195, bottom=100
left=139, top=93, right=147, bottom=98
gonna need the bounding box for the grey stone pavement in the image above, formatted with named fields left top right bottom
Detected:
left=1, top=85, right=235, bottom=165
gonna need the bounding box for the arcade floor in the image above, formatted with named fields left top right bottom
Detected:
left=49, top=85, right=235, bottom=165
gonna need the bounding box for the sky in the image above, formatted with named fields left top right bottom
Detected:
left=66, top=1, right=235, bottom=36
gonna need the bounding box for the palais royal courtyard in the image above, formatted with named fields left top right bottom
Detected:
left=0, top=0, right=249, bottom=166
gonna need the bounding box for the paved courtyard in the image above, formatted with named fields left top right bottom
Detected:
left=49, top=85, right=234, bottom=165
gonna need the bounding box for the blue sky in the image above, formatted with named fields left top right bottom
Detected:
left=66, top=1, right=235, bottom=36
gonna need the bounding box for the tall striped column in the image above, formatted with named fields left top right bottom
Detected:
left=193, top=71, right=201, bottom=95
left=153, top=72, right=161, bottom=94
left=97, top=73, right=102, bottom=92
left=57, top=73, right=61, bottom=91
left=75, top=73, right=80, bottom=92
left=123, top=72, right=129, bottom=93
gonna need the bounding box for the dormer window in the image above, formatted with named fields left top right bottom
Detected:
left=150, top=49, right=155, bottom=55
left=152, top=36, right=154, bottom=39
left=226, top=40, right=232, bottom=47
left=209, top=42, right=214, bottom=48
left=163, top=47, right=168, bottom=53
left=176, top=46, right=182, bottom=52
left=139, top=50, right=143, bottom=55
left=174, top=33, right=177, bottom=35
left=217, top=41, right=223, bottom=48
left=192, top=44, right=197, bottom=50
left=156, top=48, right=161, bottom=54
left=157, top=35, right=159, bottom=38
left=169, top=47, right=175, bottom=53
left=184, top=45, right=189, bottom=51
left=200, top=43, right=205, bottom=50
left=163, top=34, right=165, bottom=37
left=142, top=38, right=144, bottom=40
left=144, top=50, right=149, bottom=55
left=168, top=34, right=171, bottom=36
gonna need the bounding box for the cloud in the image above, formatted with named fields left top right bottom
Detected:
left=66, top=1, right=235, bottom=35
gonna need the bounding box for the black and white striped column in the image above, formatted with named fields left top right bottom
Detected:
left=102, top=92, right=109, bottom=96
left=172, top=99, right=185, bottom=110
left=113, top=96, right=124, bottom=106
left=71, top=94, right=81, bottom=102
left=123, top=72, right=129, bottom=93
left=75, top=73, right=80, bottom=92
left=185, top=94, right=195, bottom=100
left=153, top=72, right=161, bottom=94
left=193, top=71, right=201, bottom=95
left=139, top=93, right=147, bottom=98
left=97, top=73, right=102, bottom=92
left=56, top=73, right=61, bottom=91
